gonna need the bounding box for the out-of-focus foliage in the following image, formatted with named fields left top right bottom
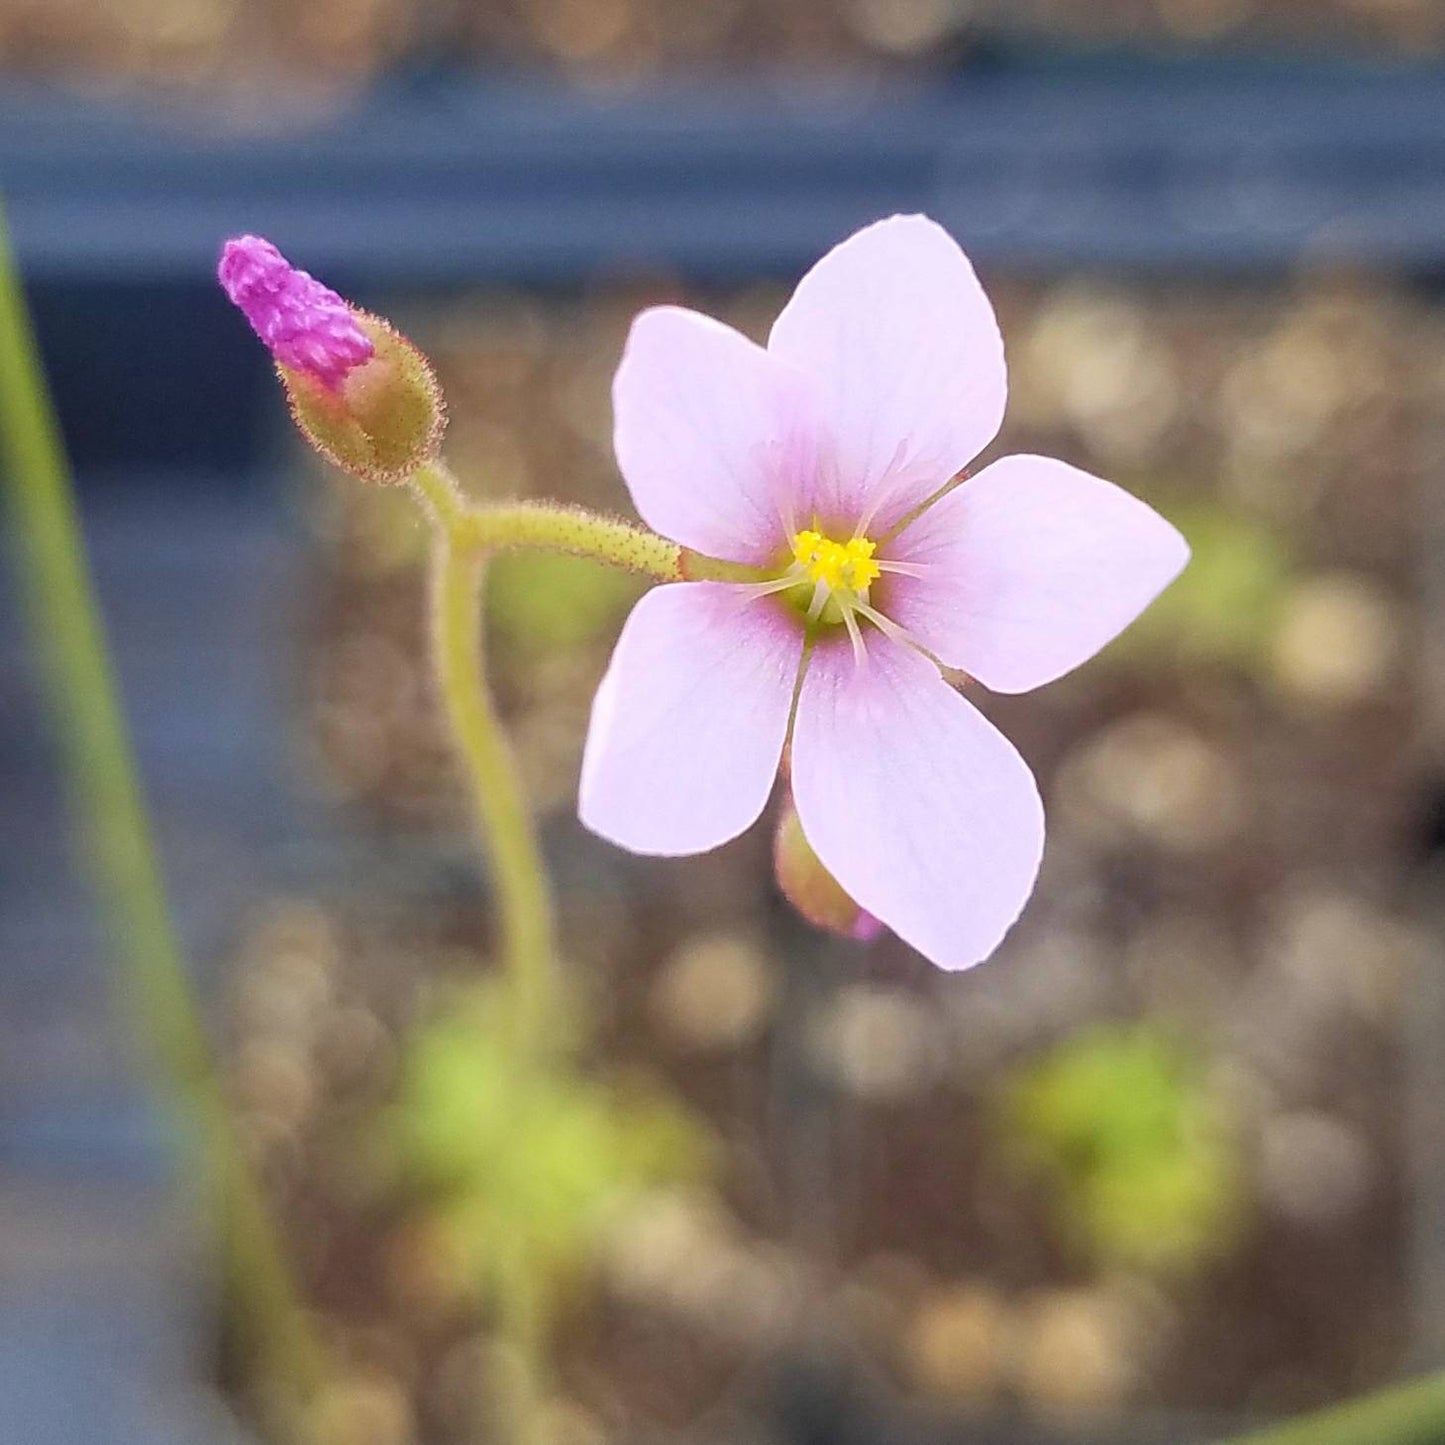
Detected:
left=388, top=981, right=711, bottom=1321
left=488, top=551, right=643, bottom=655
left=1000, top=1025, right=1245, bottom=1275
left=1115, top=504, right=1291, bottom=672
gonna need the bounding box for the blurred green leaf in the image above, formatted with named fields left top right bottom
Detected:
left=999, top=1024, right=1245, bottom=1275
left=389, top=982, right=710, bottom=1321
left=487, top=550, right=643, bottom=653
left=1116, top=504, right=1291, bottom=671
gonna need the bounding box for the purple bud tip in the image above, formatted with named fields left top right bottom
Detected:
left=218, top=235, right=374, bottom=388
left=851, top=910, right=884, bottom=943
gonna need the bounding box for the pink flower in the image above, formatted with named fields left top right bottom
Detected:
left=218, top=235, right=373, bottom=388
left=580, top=216, right=1188, bottom=971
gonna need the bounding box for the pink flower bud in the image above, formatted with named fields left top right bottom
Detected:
left=774, top=795, right=882, bottom=944
left=218, top=235, right=373, bottom=389
left=218, top=235, right=445, bottom=485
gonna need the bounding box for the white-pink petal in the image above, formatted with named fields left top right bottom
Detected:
left=579, top=582, right=803, bottom=856
left=886, top=455, right=1190, bottom=694
left=612, top=305, right=817, bottom=566
left=767, top=214, right=1007, bottom=533
left=790, top=632, right=1044, bottom=972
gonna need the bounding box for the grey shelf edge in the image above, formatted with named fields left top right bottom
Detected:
left=1, top=56, right=1445, bottom=285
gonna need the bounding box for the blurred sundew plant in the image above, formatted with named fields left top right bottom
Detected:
left=1114, top=502, right=1292, bottom=673
left=998, top=1025, right=1245, bottom=1276
left=386, top=981, right=711, bottom=1325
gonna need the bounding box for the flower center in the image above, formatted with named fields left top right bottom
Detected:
left=776, top=526, right=897, bottom=661
left=790, top=529, right=881, bottom=597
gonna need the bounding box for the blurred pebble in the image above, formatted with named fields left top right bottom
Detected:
left=1256, top=1112, right=1375, bottom=1230
left=315, top=1004, right=394, bottom=1091
left=240, top=899, right=342, bottom=979
left=807, top=984, right=945, bottom=1102
left=1016, top=1287, right=1138, bottom=1417
left=231, top=1037, right=316, bottom=1128
left=600, top=1188, right=738, bottom=1312
left=527, top=0, right=632, bottom=62
left=536, top=1399, right=611, bottom=1445
left=384, top=1219, right=475, bottom=1323
left=1232, top=884, right=1408, bottom=1096
left=1056, top=713, right=1246, bottom=853
left=1269, top=887, right=1411, bottom=1025
left=995, top=927, right=1113, bottom=1033
left=1270, top=573, right=1403, bottom=707
left=309, top=1371, right=415, bottom=1445
left=905, top=1283, right=1012, bottom=1402
left=649, top=934, right=775, bottom=1053
left=1155, top=0, right=1251, bottom=39
left=844, top=0, right=959, bottom=54
left=1017, top=289, right=1179, bottom=465
left=600, top=1189, right=800, bottom=1343
left=233, top=969, right=326, bottom=1045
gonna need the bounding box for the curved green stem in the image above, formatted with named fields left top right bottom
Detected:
left=413, top=460, right=573, bottom=1440
left=425, top=484, right=556, bottom=1044
left=0, top=203, right=323, bottom=1418
left=413, top=460, right=682, bottom=581
left=410, top=457, right=767, bottom=1436
left=1220, top=1374, right=1445, bottom=1445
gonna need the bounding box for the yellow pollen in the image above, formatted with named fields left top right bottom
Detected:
left=790, top=529, right=881, bottom=593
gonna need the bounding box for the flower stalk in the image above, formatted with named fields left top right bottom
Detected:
left=407, top=453, right=711, bottom=1434
left=422, top=468, right=557, bottom=1049
left=409, top=458, right=693, bottom=1434
left=413, top=461, right=683, bottom=581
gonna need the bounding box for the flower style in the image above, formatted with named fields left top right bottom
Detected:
left=579, top=216, right=1188, bottom=971
left=218, top=235, right=373, bottom=388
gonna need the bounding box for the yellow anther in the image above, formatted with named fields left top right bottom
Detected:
left=792, top=528, right=824, bottom=569
left=842, top=536, right=880, bottom=589
left=789, top=528, right=880, bottom=594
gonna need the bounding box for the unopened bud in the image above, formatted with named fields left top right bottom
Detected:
left=774, top=797, right=882, bottom=943
left=218, top=235, right=444, bottom=484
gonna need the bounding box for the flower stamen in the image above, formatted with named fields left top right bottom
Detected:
left=735, top=575, right=806, bottom=602
left=806, top=580, right=830, bottom=623
left=852, top=599, right=913, bottom=648
left=841, top=604, right=866, bottom=666
left=790, top=529, right=881, bottom=593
